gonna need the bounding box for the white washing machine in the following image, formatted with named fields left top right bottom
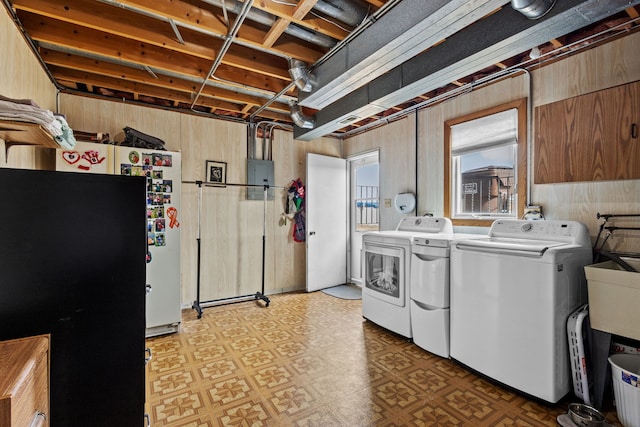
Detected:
left=449, top=219, right=592, bottom=403
left=410, top=232, right=484, bottom=358
left=362, top=217, right=453, bottom=338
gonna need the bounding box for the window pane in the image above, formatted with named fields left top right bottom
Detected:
left=444, top=99, right=526, bottom=224
left=454, top=145, right=516, bottom=217
left=354, top=163, right=379, bottom=231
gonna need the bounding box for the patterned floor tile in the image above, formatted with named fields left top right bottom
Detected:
left=268, top=385, right=316, bottom=415
left=239, top=348, right=277, bottom=369
left=151, top=369, right=197, bottom=396
left=207, top=377, right=255, bottom=406
left=153, top=390, right=207, bottom=424
left=215, top=399, right=272, bottom=426
left=443, top=388, right=496, bottom=421
left=197, top=358, right=238, bottom=381
left=146, top=292, right=622, bottom=427
left=251, top=365, right=293, bottom=389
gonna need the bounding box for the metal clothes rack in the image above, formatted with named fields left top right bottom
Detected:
left=187, top=180, right=285, bottom=318
left=593, top=212, right=640, bottom=261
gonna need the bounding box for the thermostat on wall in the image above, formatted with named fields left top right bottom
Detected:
left=394, top=192, right=416, bottom=214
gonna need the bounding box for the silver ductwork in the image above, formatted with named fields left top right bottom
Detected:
left=313, top=0, right=370, bottom=28
left=294, top=0, right=640, bottom=140
left=511, top=0, right=556, bottom=19
left=288, top=59, right=316, bottom=92
left=290, top=103, right=315, bottom=129
left=297, top=0, right=508, bottom=111
left=201, top=0, right=337, bottom=48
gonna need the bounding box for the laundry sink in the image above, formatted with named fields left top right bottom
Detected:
left=585, top=258, right=640, bottom=341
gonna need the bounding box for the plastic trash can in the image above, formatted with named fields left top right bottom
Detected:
left=608, top=353, right=640, bottom=427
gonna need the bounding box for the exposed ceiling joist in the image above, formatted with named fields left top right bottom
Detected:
left=3, top=0, right=638, bottom=137
left=297, top=0, right=510, bottom=110
left=295, top=0, right=640, bottom=140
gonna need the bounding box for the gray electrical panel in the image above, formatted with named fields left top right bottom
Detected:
left=247, top=159, right=275, bottom=200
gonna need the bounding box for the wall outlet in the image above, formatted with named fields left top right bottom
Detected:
left=384, top=198, right=392, bottom=208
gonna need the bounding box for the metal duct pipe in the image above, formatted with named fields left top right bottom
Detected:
left=289, top=103, right=315, bottom=129
left=190, top=0, right=254, bottom=109
left=201, top=0, right=336, bottom=48
left=511, top=0, right=556, bottom=19
left=313, top=0, right=369, bottom=27
left=288, top=59, right=316, bottom=92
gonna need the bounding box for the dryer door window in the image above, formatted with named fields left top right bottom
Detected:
left=364, top=244, right=405, bottom=306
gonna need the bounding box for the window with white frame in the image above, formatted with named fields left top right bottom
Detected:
left=449, top=108, right=518, bottom=220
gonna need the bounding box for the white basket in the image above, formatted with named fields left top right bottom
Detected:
left=609, top=353, right=640, bottom=427
left=567, top=304, right=591, bottom=404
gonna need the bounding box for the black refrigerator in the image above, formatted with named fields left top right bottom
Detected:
left=0, top=167, right=146, bottom=427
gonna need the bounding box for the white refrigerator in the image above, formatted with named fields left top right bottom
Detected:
left=56, top=141, right=182, bottom=337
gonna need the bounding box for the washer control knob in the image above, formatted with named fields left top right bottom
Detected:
left=521, top=223, right=533, bottom=232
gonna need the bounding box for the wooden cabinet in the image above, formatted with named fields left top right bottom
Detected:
left=0, top=335, right=49, bottom=427
left=535, top=81, right=640, bottom=184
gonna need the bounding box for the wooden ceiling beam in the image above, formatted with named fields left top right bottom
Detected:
left=263, top=0, right=318, bottom=47
left=40, top=49, right=292, bottom=114
left=17, top=11, right=292, bottom=95
left=12, top=2, right=290, bottom=80
left=362, top=0, right=384, bottom=8
left=50, top=65, right=260, bottom=114
left=263, top=0, right=322, bottom=47
left=263, top=18, right=291, bottom=48
left=105, top=0, right=326, bottom=63
left=253, top=0, right=348, bottom=40
left=549, top=38, right=564, bottom=48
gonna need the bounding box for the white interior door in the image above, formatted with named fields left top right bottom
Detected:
left=306, top=153, right=347, bottom=292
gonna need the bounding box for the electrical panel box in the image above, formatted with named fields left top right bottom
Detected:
left=247, top=159, right=275, bottom=200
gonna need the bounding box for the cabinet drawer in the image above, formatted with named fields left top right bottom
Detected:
left=0, top=335, right=49, bottom=427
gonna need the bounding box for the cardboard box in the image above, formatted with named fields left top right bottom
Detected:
left=585, top=259, right=640, bottom=341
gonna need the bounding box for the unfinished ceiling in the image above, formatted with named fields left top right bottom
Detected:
left=3, top=0, right=639, bottom=140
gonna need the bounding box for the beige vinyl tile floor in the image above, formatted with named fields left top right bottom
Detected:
left=145, top=291, right=622, bottom=426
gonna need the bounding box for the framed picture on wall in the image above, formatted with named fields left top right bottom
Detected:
left=206, top=160, right=226, bottom=186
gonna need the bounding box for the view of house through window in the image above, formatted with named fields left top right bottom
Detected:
left=450, top=108, right=518, bottom=219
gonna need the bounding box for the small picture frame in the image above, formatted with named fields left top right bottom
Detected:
left=206, top=160, right=227, bottom=186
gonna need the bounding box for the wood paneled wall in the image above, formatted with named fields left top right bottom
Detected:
left=532, top=32, right=640, bottom=251
left=58, top=95, right=340, bottom=306
left=417, top=74, right=528, bottom=222
left=343, top=31, right=640, bottom=252
left=1, top=4, right=343, bottom=307
left=0, top=8, right=57, bottom=169
left=342, top=115, right=416, bottom=231
left=4, top=0, right=640, bottom=307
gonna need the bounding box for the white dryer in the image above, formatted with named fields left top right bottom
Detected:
left=450, top=219, right=592, bottom=403
left=362, top=217, right=453, bottom=338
